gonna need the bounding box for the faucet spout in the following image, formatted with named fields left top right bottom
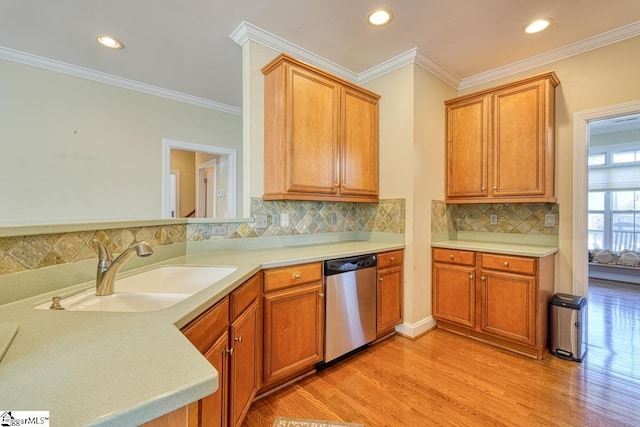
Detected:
left=90, top=239, right=153, bottom=296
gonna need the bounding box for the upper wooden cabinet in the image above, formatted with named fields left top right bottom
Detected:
left=262, top=53, right=380, bottom=202
left=445, top=72, right=559, bottom=203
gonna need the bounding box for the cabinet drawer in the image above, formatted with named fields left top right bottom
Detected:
left=230, top=274, right=261, bottom=321
left=481, top=253, right=536, bottom=275
left=263, top=262, right=322, bottom=292
left=377, top=250, right=403, bottom=268
left=433, top=248, right=475, bottom=266
left=182, top=297, right=230, bottom=354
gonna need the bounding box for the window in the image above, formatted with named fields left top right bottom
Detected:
left=588, top=190, right=640, bottom=252
left=612, top=149, right=640, bottom=164
left=588, top=153, right=606, bottom=166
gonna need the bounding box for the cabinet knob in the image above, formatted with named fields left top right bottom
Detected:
left=449, top=254, right=454, bottom=259
left=493, top=186, right=497, bottom=190
left=378, top=276, right=384, bottom=281
left=226, top=348, right=234, bottom=356
left=481, top=187, right=486, bottom=191
left=235, top=336, right=242, bottom=343
left=294, top=273, right=301, bottom=279
left=319, top=293, right=324, bottom=298
left=504, top=261, right=509, bottom=266
left=390, top=257, right=395, bottom=261
left=469, top=274, right=473, bottom=279
left=480, top=276, right=486, bottom=281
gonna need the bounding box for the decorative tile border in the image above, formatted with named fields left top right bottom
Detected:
left=0, top=199, right=405, bottom=275
left=431, top=201, right=560, bottom=236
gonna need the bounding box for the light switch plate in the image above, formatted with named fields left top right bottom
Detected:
left=271, top=214, right=280, bottom=227
left=490, top=214, right=498, bottom=225
left=280, top=213, right=289, bottom=227
left=255, top=215, right=268, bottom=229
left=544, top=214, right=556, bottom=227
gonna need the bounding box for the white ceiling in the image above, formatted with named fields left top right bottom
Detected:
left=1, top=0, right=640, bottom=112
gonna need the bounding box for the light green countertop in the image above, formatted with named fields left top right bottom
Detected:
left=0, top=237, right=403, bottom=426
left=431, top=239, right=558, bottom=257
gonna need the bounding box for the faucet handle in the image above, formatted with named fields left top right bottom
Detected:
left=90, top=238, right=113, bottom=264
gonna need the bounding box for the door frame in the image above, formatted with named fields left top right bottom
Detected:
left=572, top=99, right=640, bottom=296
left=196, top=159, right=218, bottom=218
left=162, top=138, right=237, bottom=218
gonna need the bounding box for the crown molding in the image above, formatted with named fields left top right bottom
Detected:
left=0, top=46, right=242, bottom=116
left=358, top=47, right=460, bottom=88
left=230, top=21, right=358, bottom=82
left=459, top=20, right=640, bottom=90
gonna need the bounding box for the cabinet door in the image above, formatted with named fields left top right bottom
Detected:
left=201, top=331, right=229, bottom=427
left=229, top=300, right=259, bottom=427
left=340, top=87, right=379, bottom=198
left=479, top=271, right=536, bottom=345
left=286, top=64, right=340, bottom=195
left=446, top=95, right=489, bottom=199
left=433, top=263, right=476, bottom=328
left=263, top=282, right=324, bottom=386
left=376, top=265, right=403, bottom=335
left=492, top=80, right=547, bottom=197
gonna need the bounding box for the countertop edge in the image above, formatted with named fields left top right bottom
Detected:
left=431, top=240, right=559, bottom=258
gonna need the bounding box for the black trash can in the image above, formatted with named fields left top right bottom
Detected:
left=549, top=293, right=587, bottom=362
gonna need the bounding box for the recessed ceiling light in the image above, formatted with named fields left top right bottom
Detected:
left=525, top=19, right=552, bottom=34
left=96, top=35, right=124, bottom=49
left=368, top=9, right=392, bottom=26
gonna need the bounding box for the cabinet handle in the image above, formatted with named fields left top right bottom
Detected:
left=480, top=276, right=485, bottom=281
left=319, top=293, right=324, bottom=298
left=481, top=187, right=486, bottom=191
left=226, top=348, right=234, bottom=356
left=493, top=186, right=497, bottom=190
left=390, top=257, right=395, bottom=261
left=469, top=274, right=473, bottom=279
left=235, top=336, right=242, bottom=343
left=378, top=276, right=384, bottom=281
left=294, top=273, right=301, bottom=279
left=504, top=261, right=509, bottom=267
left=449, top=254, right=454, bottom=259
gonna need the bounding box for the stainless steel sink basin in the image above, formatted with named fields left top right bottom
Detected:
left=34, top=265, right=237, bottom=312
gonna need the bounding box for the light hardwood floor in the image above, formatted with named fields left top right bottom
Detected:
left=244, top=280, right=640, bottom=426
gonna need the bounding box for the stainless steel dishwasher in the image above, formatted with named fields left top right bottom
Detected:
left=323, top=254, right=377, bottom=363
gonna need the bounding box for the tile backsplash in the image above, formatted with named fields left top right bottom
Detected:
left=0, top=198, right=405, bottom=276
left=431, top=200, right=559, bottom=235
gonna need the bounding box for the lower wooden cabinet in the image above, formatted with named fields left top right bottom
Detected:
left=261, top=263, right=324, bottom=391
left=432, top=247, right=555, bottom=359
left=181, top=274, right=261, bottom=427
left=376, top=250, right=404, bottom=337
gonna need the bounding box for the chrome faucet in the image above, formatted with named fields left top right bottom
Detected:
left=90, top=239, right=153, bottom=296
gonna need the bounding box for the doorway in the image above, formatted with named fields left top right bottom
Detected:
left=162, top=139, right=237, bottom=219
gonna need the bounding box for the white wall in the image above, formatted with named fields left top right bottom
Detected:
left=0, top=59, right=243, bottom=224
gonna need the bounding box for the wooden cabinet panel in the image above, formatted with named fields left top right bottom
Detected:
left=446, top=95, right=489, bottom=198
left=433, top=263, right=476, bottom=328
left=263, top=262, right=322, bottom=292
left=480, top=271, right=536, bottom=345
left=481, top=253, right=536, bottom=275
left=230, top=274, right=260, bottom=321
left=229, top=300, right=259, bottom=427
left=263, top=282, right=324, bottom=386
left=263, top=53, right=380, bottom=202
left=432, top=248, right=475, bottom=266
left=340, top=87, right=379, bottom=197
left=376, top=265, right=403, bottom=335
left=201, top=331, right=229, bottom=427
left=377, top=250, right=403, bottom=269
left=182, top=298, right=229, bottom=356
left=445, top=71, right=558, bottom=203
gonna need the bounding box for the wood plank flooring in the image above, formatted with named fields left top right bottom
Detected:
left=243, top=281, right=640, bottom=426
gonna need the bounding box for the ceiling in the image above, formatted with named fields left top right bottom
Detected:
left=1, top=0, right=640, bottom=111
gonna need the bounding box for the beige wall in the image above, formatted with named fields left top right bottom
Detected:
left=0, top=59, right=242, bottom=224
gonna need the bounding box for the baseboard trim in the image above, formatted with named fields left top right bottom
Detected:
left=395, top=316, right=437, bottom=339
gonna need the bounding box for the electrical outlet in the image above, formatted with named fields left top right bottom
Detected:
left=271, top=214, right=280, bottom=227
left=212, top=224, right=227, bottom=235
left=255, top=214, right=268, bottom=229
left=544, top=214, right=556, bottom=227
left=280, top=213, right=289, bottom=227
left=490, top=214, right=498, bottom=225
left=330, top=212, right=338, bottom=225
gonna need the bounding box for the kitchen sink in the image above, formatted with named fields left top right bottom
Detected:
left=34, top=265, right=237, bottom=312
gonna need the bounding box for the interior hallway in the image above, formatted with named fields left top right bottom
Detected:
left=243, top=280, right=640, bottom=426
